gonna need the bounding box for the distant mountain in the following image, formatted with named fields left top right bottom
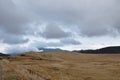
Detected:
left=74, top=46, right=120, bottom=54
left=38, top=48, right=68, bottom=52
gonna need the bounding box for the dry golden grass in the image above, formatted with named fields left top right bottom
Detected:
left=0, top=52, right=120, bottom=80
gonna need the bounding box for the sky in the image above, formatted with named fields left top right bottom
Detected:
left=0, top=0, right=120, bottom=54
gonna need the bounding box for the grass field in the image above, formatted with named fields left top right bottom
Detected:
left=0, top=52, right=120, bottom=80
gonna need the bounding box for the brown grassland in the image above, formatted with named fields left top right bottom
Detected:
left=0, top=52, right=120, bottom=80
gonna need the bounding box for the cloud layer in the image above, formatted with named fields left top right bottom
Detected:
left=0, top=0, right=120, bottom=53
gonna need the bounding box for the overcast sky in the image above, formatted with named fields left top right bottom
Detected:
left=0, top=0, right=120, bottom=54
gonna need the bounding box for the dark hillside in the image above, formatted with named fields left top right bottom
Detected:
left=75, top=46, right=120, bottom=54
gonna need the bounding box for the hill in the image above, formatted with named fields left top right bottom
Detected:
left=75, top=46, right=120, bottom=53
left=0, top=53, right=9, bottom=56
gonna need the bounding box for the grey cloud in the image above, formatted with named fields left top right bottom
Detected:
left=1, top=0, right=120, bottom=39
left=0, top=30, right=29, bottom=44
left=2, top=37, right=29, bottom=45
left=61, top=38, right=81, bottom=45
left=19, top=0, right=120, bottom=36
left=1, top=0, right=120, bottom=53
left=77, top=0, right=120, bottom=36
left=0, top=0, right=31, bottom=35
left=79, top=24, right=110, bottom=37
left=42, top=24, right=70, bottom=39
left=0, top=0, right=35, bottom=45
left=47, top=42, right=63, bottom=47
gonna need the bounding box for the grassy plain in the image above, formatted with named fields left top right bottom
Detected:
left=0, top=52, right=120, bottom=80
